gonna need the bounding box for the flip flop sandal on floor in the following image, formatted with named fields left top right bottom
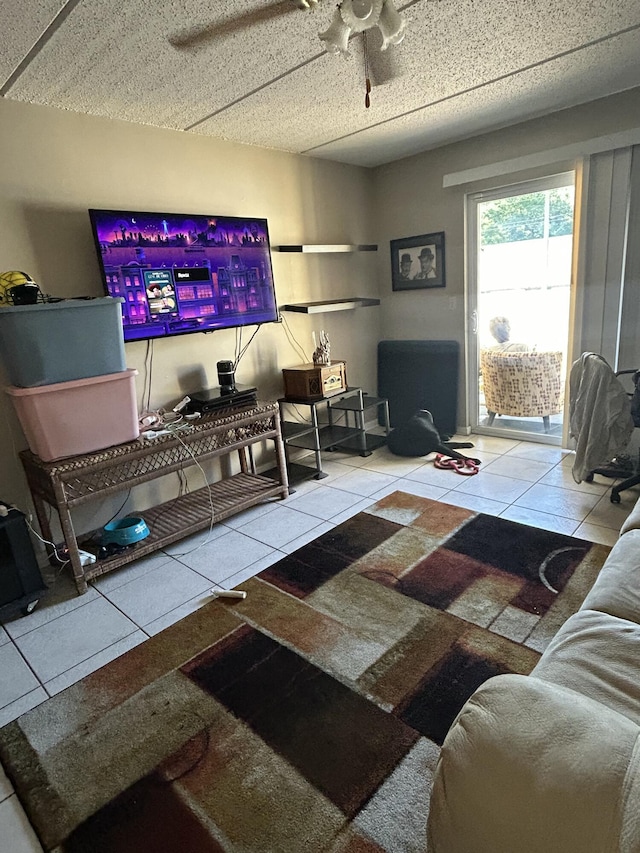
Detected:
left=434, top=454, right=458, bottom=470
left=451, top=458, right=480, bottom=476
left=434, top=454, right=481, bottom=475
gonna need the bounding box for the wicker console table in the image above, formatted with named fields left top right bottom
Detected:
left=19, top=401, right=289, bottom=594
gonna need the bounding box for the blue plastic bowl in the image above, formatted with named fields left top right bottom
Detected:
left=102, top=516, right=150, bottom=546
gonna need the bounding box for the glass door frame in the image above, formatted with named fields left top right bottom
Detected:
left=465, top=170, right=576, bottom=445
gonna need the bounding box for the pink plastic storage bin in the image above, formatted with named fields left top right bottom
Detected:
left=5, top=369, right=139, bottom=461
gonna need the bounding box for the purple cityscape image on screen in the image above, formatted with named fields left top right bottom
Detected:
left=89, top=210, right=279, bottom=342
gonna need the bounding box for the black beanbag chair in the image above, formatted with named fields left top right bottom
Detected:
left=387, top=409, right=480, bottom=462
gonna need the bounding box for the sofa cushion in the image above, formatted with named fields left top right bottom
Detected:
left=532, top=608, right=640, bottom=726
left=581, top=528, right=640, bottom=624
left=427, top=673, right=640, bottom=853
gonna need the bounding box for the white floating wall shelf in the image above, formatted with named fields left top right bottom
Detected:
left=280, top=298, right=380, bottom=313
left=275, top=244, right=378, bottom=253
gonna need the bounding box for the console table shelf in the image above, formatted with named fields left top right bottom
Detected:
left=20, top=402, right=289, bottom=594
left=78, top=473, right=279, bottom=584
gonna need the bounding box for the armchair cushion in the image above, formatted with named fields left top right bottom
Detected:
left=480, top=349, right=564, bottom=419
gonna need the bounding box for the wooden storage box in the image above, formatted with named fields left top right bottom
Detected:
left=282, top=361, right=347, bottom=400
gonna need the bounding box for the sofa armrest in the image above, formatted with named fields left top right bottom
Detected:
left=427, top=673, right=640, bottom=853
left=620, top=496, right=640, bottom=536
left=580, top=532, right=640, bottom=626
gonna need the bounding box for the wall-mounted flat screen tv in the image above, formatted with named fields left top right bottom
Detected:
left=88, top=209, right=279, bottom=343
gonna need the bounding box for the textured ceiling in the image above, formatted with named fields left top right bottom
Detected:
left=1, top=0, right=640, bottom=167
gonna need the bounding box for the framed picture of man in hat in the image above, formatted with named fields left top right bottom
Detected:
left=390, top=232, right=446, bottom=291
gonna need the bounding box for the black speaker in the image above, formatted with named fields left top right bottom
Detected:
left=217, top=360, right=236, bottom=392
left=0, top=502, right=46, bottom=618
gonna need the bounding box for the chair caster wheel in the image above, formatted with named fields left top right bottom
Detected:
left=611, top=493, right=621, bottom=504
left=585, top=473, right=594, bottom=483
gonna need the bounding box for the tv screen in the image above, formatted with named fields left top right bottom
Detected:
left=88, top=209, right=279, bottom=342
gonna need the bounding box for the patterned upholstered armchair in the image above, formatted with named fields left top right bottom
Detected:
left=480, top=350, right=564, bottom=432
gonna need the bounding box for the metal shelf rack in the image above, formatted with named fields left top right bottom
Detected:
left=277, top=387, right=389, bottom=482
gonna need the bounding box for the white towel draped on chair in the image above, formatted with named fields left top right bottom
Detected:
left=569, top=352, right=634, bottom=483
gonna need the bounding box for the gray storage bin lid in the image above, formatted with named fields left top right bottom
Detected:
left=0, top=296, right=127, bottom=387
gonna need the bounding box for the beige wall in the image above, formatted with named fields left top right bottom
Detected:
left=373, top=87, right=640, bottom=427
left=0, top=97, right=380, bottom=528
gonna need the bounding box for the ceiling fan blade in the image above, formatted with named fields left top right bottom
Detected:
left=169, top=1, right=300, bottom=50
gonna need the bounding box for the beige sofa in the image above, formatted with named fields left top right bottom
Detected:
left=427, top=501, right=640, bottom=853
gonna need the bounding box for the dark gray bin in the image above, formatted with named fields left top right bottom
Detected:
left=0, top=297, right=126, bottom=387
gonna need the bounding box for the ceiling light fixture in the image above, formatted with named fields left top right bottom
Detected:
left=319, top=0, right=407, bottom=56
left=318, top=0, right=406, bottom=107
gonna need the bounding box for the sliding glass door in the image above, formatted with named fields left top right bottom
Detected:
left=466, top=172, right=575, bottom=443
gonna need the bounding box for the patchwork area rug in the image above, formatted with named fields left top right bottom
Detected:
left=0, top=492, right=610, bottom=852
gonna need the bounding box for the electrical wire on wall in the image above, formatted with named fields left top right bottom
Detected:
left=142, top=339, right=154, bottom=414
left=232, top=315, right=312, bottom=380
left=234, top=325, right=244, bottom=369
left=234, top=324, right=262, bottom=372
left=138, top=338, right=191, bottom=430
left=290, top=403, right=312, bottom=424
left=280, top=313, right=309, bottom=364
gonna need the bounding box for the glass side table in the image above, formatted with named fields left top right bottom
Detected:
left=278, top=387, right=390, bottom=482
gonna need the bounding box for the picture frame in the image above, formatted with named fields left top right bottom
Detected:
left=390, top=232, right=446, bottom=291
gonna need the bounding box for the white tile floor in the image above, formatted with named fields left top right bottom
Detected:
left=1, top=434, right=638, bottom=850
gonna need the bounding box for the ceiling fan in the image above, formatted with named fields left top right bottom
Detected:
left=317, top=0, right=406, bottom=55
left=169, top=0, right=407, bottom=106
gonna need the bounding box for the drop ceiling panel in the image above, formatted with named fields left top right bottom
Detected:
left=312, top=31, right=640, bottom=166
left=0, top=0, right=68, bottom=83
left=5, top=0, right=326, bottom=127
left=2, top=0, right=640, bottom=167
left=192, top=5, right=640, bottom=159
